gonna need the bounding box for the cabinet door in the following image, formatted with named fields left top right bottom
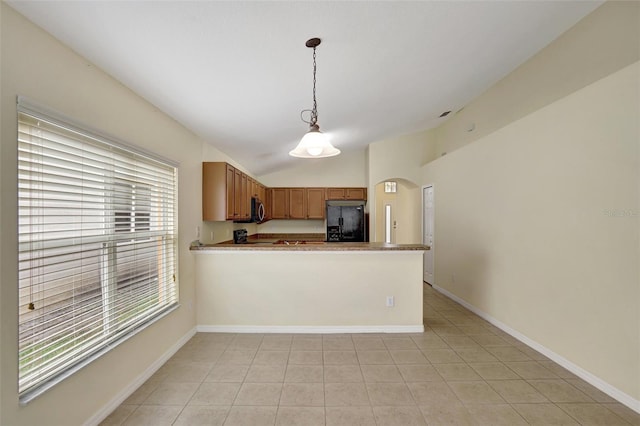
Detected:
left=271, top=188, right=289, bottom=219
left=346, top=188, right=367, bottom=201
left=264, top=186, right=272, bottom=220
left=288, top=188, right=306, bottom=219
left=306, top=188, right=326, bottom=219
left=226, top=164, right=236, bottom=220
left=326, top=188, right=345, bottom=200
left=240, top=173, right=249, bottom=219
left=233, top=169, right=242, bottom=219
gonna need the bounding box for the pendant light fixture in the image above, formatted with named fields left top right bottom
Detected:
left=289, top=37, right=340, bottom=158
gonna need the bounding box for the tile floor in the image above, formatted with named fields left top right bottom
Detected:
left=101, top=284, right=640, bottom=426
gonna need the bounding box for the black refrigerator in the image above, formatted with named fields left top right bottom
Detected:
left=326, top=203, right=366, bottom=242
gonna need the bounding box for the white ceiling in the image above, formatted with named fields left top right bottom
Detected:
left=8, top=1, right=602, bottom=175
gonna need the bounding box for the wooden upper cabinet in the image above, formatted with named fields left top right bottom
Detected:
left=225, top=164, right=236, bottom=220
left=202, top=162, right=229, bottom=221
left=307, top=188, right=326, bottom=219
left=288, top=188, right=306, bottom=219
left=346, top=188, right=367, bottom=200
left=326, top=187, right=367, bottom=201
left=270, top=188, right=289, bottom=219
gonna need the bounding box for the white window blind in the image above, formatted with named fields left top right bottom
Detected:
left=17, top=105, right=178, bottom=398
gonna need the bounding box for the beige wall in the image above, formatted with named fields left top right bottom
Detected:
left=1, top=4, right=201, bottom=424
left=435, top=0, right=640, bottom=157
left=422, top=61, right=639, bottom=403
left=195, top=251, right=424, bottom=329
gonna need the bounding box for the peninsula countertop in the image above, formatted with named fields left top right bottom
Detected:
left=190, top=241, right=429, bottom=252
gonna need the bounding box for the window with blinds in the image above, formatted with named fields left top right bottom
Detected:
left=17, top=104, right=178, bottom=399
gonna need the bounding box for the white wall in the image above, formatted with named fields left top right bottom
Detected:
left=1, top=4, right=202, bottom=424
left=435, top=0, right=640, bottom=157
left=422, top=61, right=639, bottom=405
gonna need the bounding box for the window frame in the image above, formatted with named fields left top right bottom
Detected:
left=16, top=97, right=180, bottom=404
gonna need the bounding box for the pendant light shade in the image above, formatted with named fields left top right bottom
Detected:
left=290, top=38, right=340, bottom=159
left=289, top=124, right=340, bottom=158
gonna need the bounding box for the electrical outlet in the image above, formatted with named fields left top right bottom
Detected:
left=386, top=296, right=394, bottom=307
left=196, top=226, right=200, bottom=239
left=210, top=231, right=214, bottom=241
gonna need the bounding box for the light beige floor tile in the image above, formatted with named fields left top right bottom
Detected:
left=325, top=406, right=376, bottom=426
left=469, top=362, right=520, bottom=380
left=217, top=350, right=256, bottom=365
left=557, top=403, right=630, bottom=425
left=122, top=405, right=182, bottom=426
left=466, top=403, right=528, bottom=426
left=244, top=364, right=286, bottom=382
left=223, top=406, right=277, bottom=426
left=419, top=400, right=474, bottom=425
left=228, top=335, right=263, bottom=351
left=528, top=379, right=593, bottom=402
left=100, top=404, right=137, bottom=426
left=433, top=363, right=483, bottom=381
left=455, top=347, right=499, bottom=363
left=172, top=405, right=229, bottom=426
left=505, top=361, right=558, bottom=379
left=288, top=350, right=323, bottom=365
left=389, top=350, right=429, bottom=364
left=360, top=364, right=404, bottom=382
left=512, top=403, right=580, bottom=425
left=284, top=364, right=323, bottom=382
left=323, top=350, right=358, bottom=365
left=486, top=346, right=533, bottom=362
left=323, top=336, right=355, bottom=350
left=325, top=382, right=371, bottom=406
left=457, top=326, right=494, bottom=336
left=280, top=383, right=324, bottom=406
left=515, top=344, right=549, bottom=361
left=383, top=337, right=418, bottom=350
left=431, top=326, right=465, bottom=336
left=407, top=381, right=458, bottom=405
left=234, top=383, right=282, bottom=405
left=397, top=364, right=443, bottom=382
left=366, top=383, right=415, bottom=406
left=188, top=382, right=241, bottom=405
left=440, top=335, right=480, bottom=349
left=447, top=381, right=505, bottom=404
left=356, top=350, right=394, bottom=364
left=353, top=337, right=387, bottom=350
left=259, top=335, right=292, bottom=351
left=470, top=334, right=511, bottom=347
left=252, top=350, right=289, bottom=366
left=422, top=349, right=465, bottom=364
left=291, top=336, right=322, bottom=351
left=564, top=378, right=617, bottom=403
left=124, top=381, right=162, bottom=404
left=324, top=365, right=364, bottom=382
left=603, top=403, right=640, bottom=425
left=275, top=406, right=325, bottom=426
left=172, top=346, right=224, bottom=363
left=487, top=379, right=548, bottom=403
left=161, top=361, right=213, bottom=383
left=411, top=334, right=449, bottom=349
left=204, top=364, right=249, bottom=382
left=143, top=382, right=199, bottom=406
left=538, top=361, right=578, bottom=379
left=373, top=405, right=427, bottom=426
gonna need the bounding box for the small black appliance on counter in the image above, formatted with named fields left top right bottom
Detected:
left=233, top=229, right=248, bottom=244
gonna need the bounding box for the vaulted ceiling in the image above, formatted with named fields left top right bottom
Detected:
left=8, top=1, right=603, bottom=175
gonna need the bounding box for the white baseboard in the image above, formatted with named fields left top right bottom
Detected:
left=197, top=325, right=424, bottom=334
left=86, top=326, right=197, bottom=426
left=433, top=285, right=640, bottom=414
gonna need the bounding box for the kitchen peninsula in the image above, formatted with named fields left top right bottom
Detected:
left=191, top=240, right=428, bottom=333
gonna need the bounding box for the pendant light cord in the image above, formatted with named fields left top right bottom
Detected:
left=301, top=45, right=319, bottom=127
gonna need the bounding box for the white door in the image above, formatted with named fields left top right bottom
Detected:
left=423, top=185, right=434, bottom=283
left=384, top=201, right=396, bottom=244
